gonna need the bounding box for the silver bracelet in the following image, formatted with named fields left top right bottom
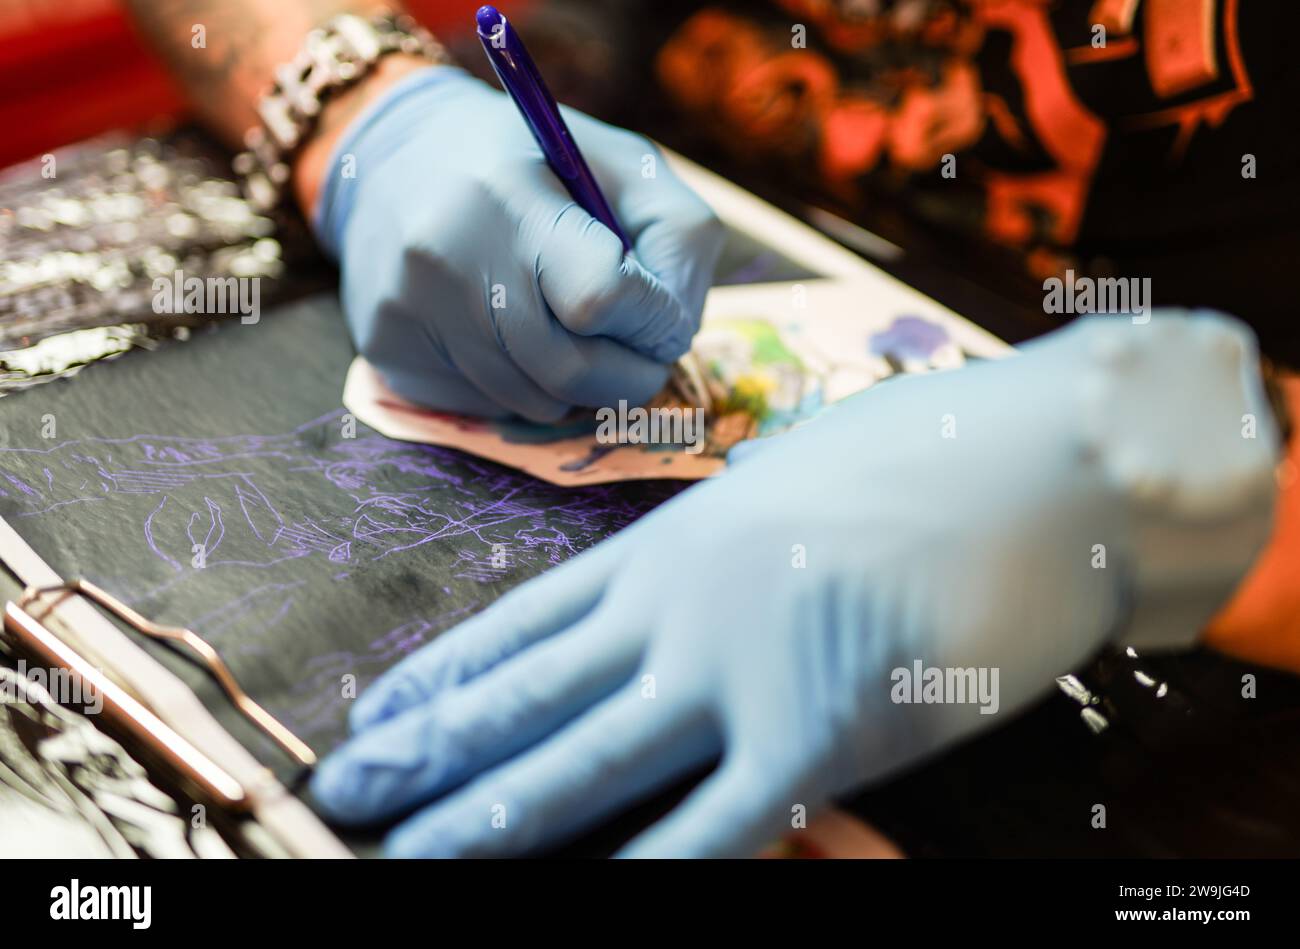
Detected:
left=232, top=11, right=453, bottom=212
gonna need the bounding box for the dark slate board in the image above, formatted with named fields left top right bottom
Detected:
left=0, top=295, right=682, bottom=796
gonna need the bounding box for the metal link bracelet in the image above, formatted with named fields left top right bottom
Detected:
left=232, top=11, right=453, bottom=212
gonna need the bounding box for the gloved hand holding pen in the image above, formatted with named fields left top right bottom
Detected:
left=129, top=0, right=726, bottom=423
left=309, top=60, right=723, bottom=422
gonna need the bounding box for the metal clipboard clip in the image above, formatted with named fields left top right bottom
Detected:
left=3, top=578, right=317, bottom=811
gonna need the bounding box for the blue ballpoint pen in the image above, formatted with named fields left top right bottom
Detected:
left=475, top=5, right=633, bottom=253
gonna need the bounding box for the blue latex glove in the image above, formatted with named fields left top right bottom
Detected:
left=314, top=67, right=724, bottom=421
left=311, top=312, right=1279, bottom=857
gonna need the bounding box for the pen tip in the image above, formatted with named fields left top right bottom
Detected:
left=476, top=6, right=504, bottom=34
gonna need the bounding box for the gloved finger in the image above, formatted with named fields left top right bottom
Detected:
left=617, top=169, right=722, bottom=322
left=439, top=327, right=573, bottom=424
left=394, top=232, right=574, bottom=423
left=563, top=118, right=721, bottom=318
left=348, top=535, right=626, bottom=732
left=313, top=610, right=639, bottom=824
left=344, top=230, right=570, bottom=422
left=399, top=169, right=662, bottom=412
left=384, top=686, right=718, bottom=857
left=341, top=255, right=522, bottom=420
left=626, top=204, right=722, bottom=327
left=377, top=362, right=512, bottom=419
left=502, top=299, right=670, bottom=408
left=615, top=756, right=791, bottom=858
left=538, top=204, right=697, bottom=364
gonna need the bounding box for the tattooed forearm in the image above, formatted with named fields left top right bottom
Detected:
left=123, top=0, right=395, bottom=145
